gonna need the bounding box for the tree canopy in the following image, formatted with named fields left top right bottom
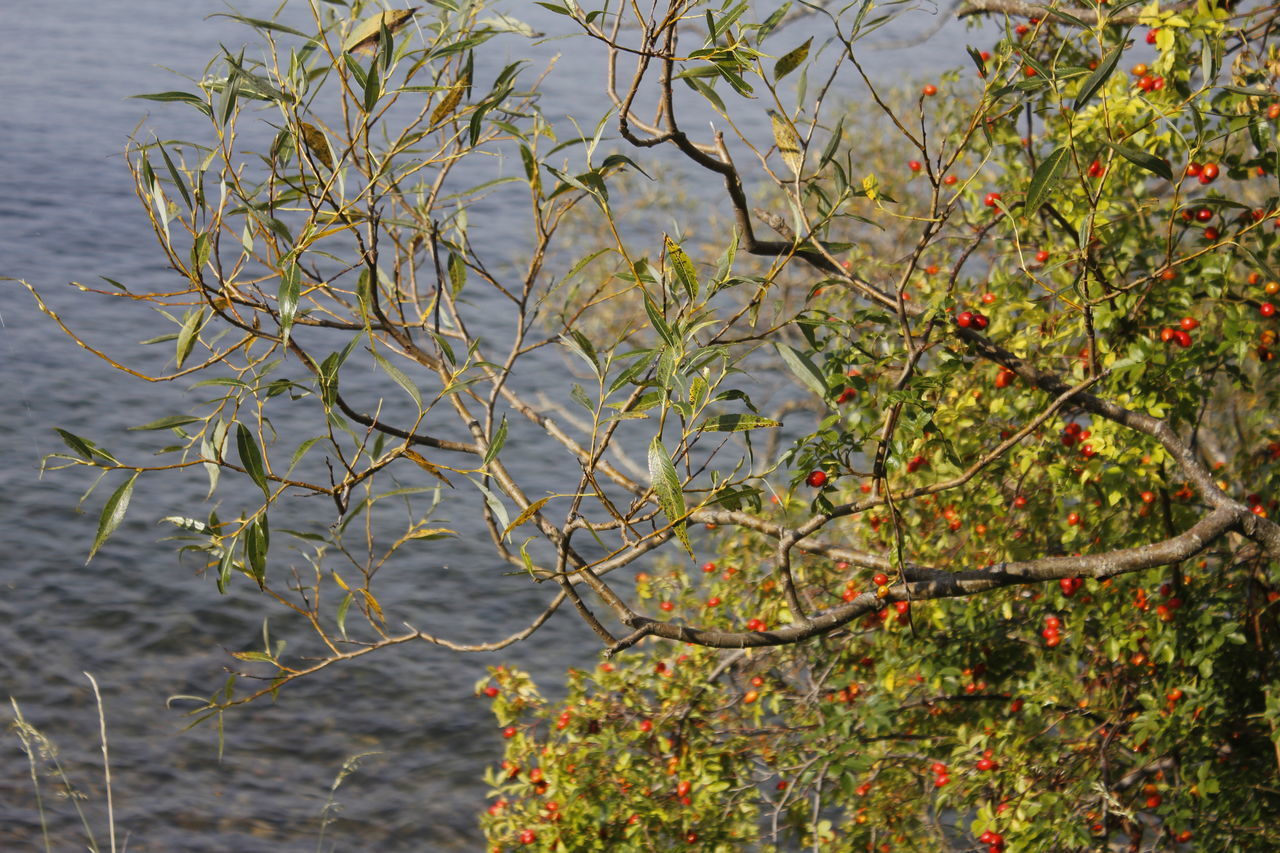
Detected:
left=22, top=0, right=1280, bottom=849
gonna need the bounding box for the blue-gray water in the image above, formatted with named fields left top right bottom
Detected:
left=0, top=3, right=994, bottom=849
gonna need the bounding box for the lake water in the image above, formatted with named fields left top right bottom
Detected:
left=0, top=3, right=996, bottom=849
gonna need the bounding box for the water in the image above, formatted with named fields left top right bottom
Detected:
left=0, top=2, right=997, bottom=849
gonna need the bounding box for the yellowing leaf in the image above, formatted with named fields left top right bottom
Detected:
left=664, top=235, right=698, bottom=299
left=862, top=173, right=879, bottom=201
left=343, top=8, right=417, bottom=55
left=503, top=495, right=555, bottom=539
left=430, top=78, right=467, bottom=128
left=402, top=449, right=454, bottom=486
left=773, top=37, right=811, bottom=82
left=298, top=121, right=333, bottom=169
left=361, top=588, right=385, bottom=622
left=771, top=112, right=804, bottom=177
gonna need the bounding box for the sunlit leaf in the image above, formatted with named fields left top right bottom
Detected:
left=771, top=111, right=804, bottom=176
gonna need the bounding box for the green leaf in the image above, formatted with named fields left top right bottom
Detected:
left=208, top=13, right=312, bottom=39
left=372, top=350, right=423, bottom=409
left=130, top=91, right=212, bottom=117
left=1072, top=43, right=1123, bottom=110
left=697, top=413, right=782, bottom=432
left=648, top=435, right=692, bottom=557
left=87, top=471, right=139, bottom=562
left=664, top=235, right=698, bottom=300
left=560, top=330, right=601, bottom=377
left=643, top=293, right=676, bottom=347
left=175, top=306, right=207, bottom=369
left=773, top=37, right=811, bottom=82
left=245, top=515, right=269, bottom=588
left=774, top=342, right=827, bottom=399
left=277, top=260, right=301, bottom=346
left=54, top=428, right=97, bottom=462
left=155, top=141, right=193, bottom=211
left=483, top=415, right=508, bottom=467
left=235, top=423, right=270, bottom=498
left=217, top=537, right=237, bottom=593
left=129, top=414, right=202, bottom=432
left=1024, top=146, right=1070, bottom=215
left=1103, top=141, right=1173, bottom=182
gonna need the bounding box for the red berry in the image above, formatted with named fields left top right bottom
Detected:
left=1203, top=226, right=1220, bottom=240
left=909, top=160, right=922, bottom=172
left=484, top=686, right=500, bottom=698
left=1066, top=511, right=1081, bottom=526
left=660, top=601, right=674, bottom=611
left=1186, top=162, right=1202, bottom=177
left=956, top=311, right=974, bottom=328
left=1146, top=28, right=1158, bottom=44
left=923, top=84, right=938, bottom=96
left=873, top=572, right=889, bottom=587
left=1034, top=249, right=1049, bottom=263
left=676, top=780, right=692, bottom=797
left=1180, top=317, right=1199, bottom=331
left=976, top=757, right=995, bottom=771
left=1200, top=162, right=1220, bottom=182
left=503, top=726, right=518, bottom=738
left=519, top=829, right=537, bottom=844
left=972, top=312, right=989, bottom=330
left=1160, top=327, right=1176, bottom=343
left=1262, top=302, right=1277, bottom=318
left=943, top=174, right=957, bottom=185
left=1087, top=159, right=1104, bottom=178
left=984, top=192, right=1002, bottom=208
left=806, top=469, right=828, bottom=487
left=1173, top=330, right=1192, bottom=348
left=1195, top=206, right=1213, bottom=222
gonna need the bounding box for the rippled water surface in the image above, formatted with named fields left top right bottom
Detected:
left=0, top=2, right=994, bottom=849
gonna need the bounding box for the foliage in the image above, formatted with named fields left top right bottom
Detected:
left=20, top=0, right=1280, bottom=849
